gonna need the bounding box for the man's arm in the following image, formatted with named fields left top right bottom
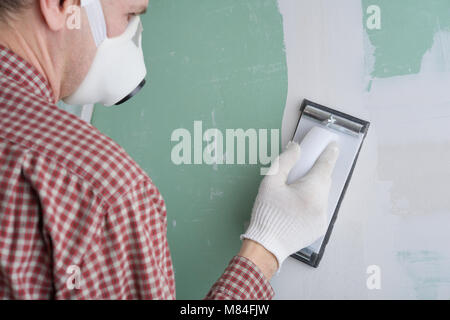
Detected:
left=205, top=241, right=276, bottom=300
left=206, top=141, right=339, bottom=300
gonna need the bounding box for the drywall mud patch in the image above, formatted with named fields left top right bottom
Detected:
left=377, top=143, right=450, bottom=216
left=397, top=251, right=450, bottom=299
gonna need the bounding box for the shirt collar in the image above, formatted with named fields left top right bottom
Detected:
left=0, top=44, right=54, bottom=104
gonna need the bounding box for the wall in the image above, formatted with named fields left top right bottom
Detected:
left=273, top=0, right=450, bottom=299
left=87, top=0, right=450, bottom=299
left=91, top=0, right=287, bottom=299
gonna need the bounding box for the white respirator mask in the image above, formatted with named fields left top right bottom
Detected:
left=63, top=0, right=147, bottom=106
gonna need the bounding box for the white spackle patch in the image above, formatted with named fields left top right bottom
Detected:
left=274, top=0, right=450, bottom=300
left=367, top=30, right=450, bottom=217
left=420, top=30, right=450, bottom=74
left=362, top=29, right=376, bottom=90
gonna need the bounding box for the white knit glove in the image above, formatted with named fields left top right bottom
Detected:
left=241, top=140, right=339, bottom=268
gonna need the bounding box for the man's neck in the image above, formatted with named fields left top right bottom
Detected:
left=0, top=20, right=61, bottom=103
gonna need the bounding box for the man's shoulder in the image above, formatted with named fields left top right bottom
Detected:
left=0, top=90, right=149, bottom=205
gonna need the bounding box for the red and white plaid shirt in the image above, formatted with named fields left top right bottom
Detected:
left=0, top=45, right=274, bottom=300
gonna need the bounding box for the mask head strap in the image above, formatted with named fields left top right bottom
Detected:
left=81, top=0, right=107, bottom=47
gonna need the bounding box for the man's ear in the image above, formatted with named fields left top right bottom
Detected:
left=39, top=0, right=79, bottom=31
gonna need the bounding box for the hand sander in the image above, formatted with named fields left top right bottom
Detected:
left=287, top=99, right=370, bottom=267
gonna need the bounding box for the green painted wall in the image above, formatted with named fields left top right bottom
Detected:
left=362, top=0, right=450, bottom=78
left=91, top=0, right=286, bottom=299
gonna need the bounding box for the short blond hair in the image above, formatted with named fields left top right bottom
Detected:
left=0, top=0, right=32, bottom=20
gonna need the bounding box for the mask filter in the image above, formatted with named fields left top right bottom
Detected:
left=63, top=0, right=147, bottom=106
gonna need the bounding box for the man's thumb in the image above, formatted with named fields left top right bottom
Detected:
left=278, top=141, right=301, bottom=178
left=304, top=141, right=339, bottom=179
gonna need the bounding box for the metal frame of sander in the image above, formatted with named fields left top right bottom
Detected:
left=291, top=99, right=370, bottom=267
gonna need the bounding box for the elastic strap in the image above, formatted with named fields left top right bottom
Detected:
left=81, top=0, right=107, bottom=47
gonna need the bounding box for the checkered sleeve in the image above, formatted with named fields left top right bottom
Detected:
left=205, top=255, right=274, bottom=300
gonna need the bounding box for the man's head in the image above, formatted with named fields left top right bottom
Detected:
left=0, top=0, right=148, bottom=102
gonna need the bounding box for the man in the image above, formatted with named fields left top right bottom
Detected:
left=0, top=0, right=338, bottom=299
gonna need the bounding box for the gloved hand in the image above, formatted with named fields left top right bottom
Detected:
left=240, top=140, right=339, bottom=269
